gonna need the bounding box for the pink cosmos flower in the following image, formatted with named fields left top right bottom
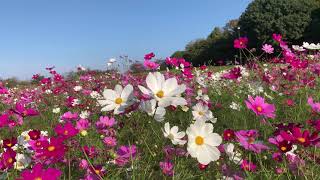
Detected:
left=76, top=119, right=91, bottom=131
left=103, top=136, right=117, bottom=147
left=54, top=122, right=79, bottom=139
left=96, top=116, right=116, bottom=129
left=307, top=97, right=320, bottom=113
left=245, top=96, right=276, bottom=119
left=234, top=37, right=248, bottom=49
left=235, top=130, right=269, bottom=153
left=144, top=60, right=160, bottom=70
left=262, top=44, right=274, bottom=54
left=115, top=145, right=137, bottom=167
left=160, top=160, right=174, bottom=176
left=61, top=112, right=79, bottom=121
left=19, top=163, right=61, bottom=180
left=14, top=102, right=39, bottom=117
left=241, top=159, right=256, bottom=172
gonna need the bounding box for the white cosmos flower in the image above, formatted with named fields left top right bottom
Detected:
left=109, top=58, right=116, bottom=63
left=138, top=72, right=187, bottom=107
left=292, top=45, right=305, bottom=52
left=186, top=121, right=222, bottom=165
left=14, top=153, right=31, bottom=170
left=303, top=42, right=320, bottom=50
left=192, top=102, right=215, bottom=123
left=163, top=122, right=186, bottom=145
left=98, top=84, right=134, bottom=114
left=52, top=107, right=61, bottom=114
left=223, top=143, right=242, bottom=164
left=140, top=99, right=166, bottom=122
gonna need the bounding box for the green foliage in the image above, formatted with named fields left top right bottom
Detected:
left=238, top=0, right=320, bottom=45
left=173, top=0, right=320, bottom=66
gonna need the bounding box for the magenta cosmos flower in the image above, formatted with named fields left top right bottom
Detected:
left=235, top=130, right=269, bottom=153
left=234, top=37, right=248, bottom=49
left=54, top=122, right=79, bottom=139
left=245, top=96, right=276, bottom=119
left=19, top=163, right=61, bottom=180
left=241, top=159, right=257, bottom=172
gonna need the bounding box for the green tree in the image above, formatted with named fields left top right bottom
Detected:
left=238, top=0, right=320, bottom=45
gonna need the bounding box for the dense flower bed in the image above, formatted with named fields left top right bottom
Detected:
left=0, top=35, right=320, bottom=179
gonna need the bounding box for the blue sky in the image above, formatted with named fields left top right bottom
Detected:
left=0, top=0, right=251, bottom=79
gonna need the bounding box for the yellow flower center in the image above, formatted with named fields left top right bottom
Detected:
left=48, top=145, right=55, bottom=152
left=156, top=90, right=164, bottom=98
left=24, top=135, right=30, bottom=141
left=256, top=106, right=263, bottom=112
left=6, top=143, right=12, bottom=147
left=7, top=158, right=13, bottom=164
left=64, top=130, right=69, bottom=135
left=297, top=137, right=306, bottom=143
left=280, top=146, right=287, bottom=151
left=248, top=137, right=255, bottom=144
left=167, top=133, right=174, bottom=140
left=195, top=136, right=204, bottom=145
left=95, top=169, right=101, bottom=175
left=198, top=111, right=204, bottom=116
left=115, top=97, right=123, bottom=104
left=35, top=177, right=42, bottom=180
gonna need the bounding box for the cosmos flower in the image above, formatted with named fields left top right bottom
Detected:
left=98, top=84, right=134, bottom=114
left=144, top=60, right=160, bottom=70
left=14, top=153, right=31, bottom=171
left=144, top=52, right=155, bottom=60
left=245, top=96, right=276, bottom=119
left=95, top=116, right=116, bottom=129
left=36, top=137, right=66, bottom=163
left=234, top=37, right=248, bottom=49
left=235, top=130, right=269, bottom=153
left=307, top=97, right=320, bottom=113
left=163, top=122, right=186, bottom=145
left=0, top=148, right=16, bottom=170
left=115, top=145, right=137, bottom=167
left=140, top=99, right=166, bottom=122
left=186, top=121, right=222, bottom=165
left=19, top=163, right=61, bottom=180
left=103, top=136, right=117, bottom=147
left=159, top=160, right=174, bottom=176
left=54, top=122, right=79, bottom=139
left=280, top=127, right=319, bottom=147
left=14, top=102, right=39, bottom=117
left=138, top=72, right=187, bottom=107
left=223, top=129, right=235, bottom=141
left=223, top=143, right=242, bottom=164
left=192, top=102, right=215, bottom=123
left=262, top=44, right=274, bottom=54
left=241, top=159, right=256, bottom=172
left=2, top=137, right=17, bottom=149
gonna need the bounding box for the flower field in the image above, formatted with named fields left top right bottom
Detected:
left=1, top=35, right=320, bottom=179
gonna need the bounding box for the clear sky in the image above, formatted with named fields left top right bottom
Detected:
left=0, top=0, right=251, bottom=79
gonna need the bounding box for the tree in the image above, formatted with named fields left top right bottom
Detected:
left=304, top=7, right=320, bottom=42
left=238, top=0, right=320, bottom=46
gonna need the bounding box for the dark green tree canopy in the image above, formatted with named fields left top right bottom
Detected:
left=238, top=0, right=320, bottom=45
